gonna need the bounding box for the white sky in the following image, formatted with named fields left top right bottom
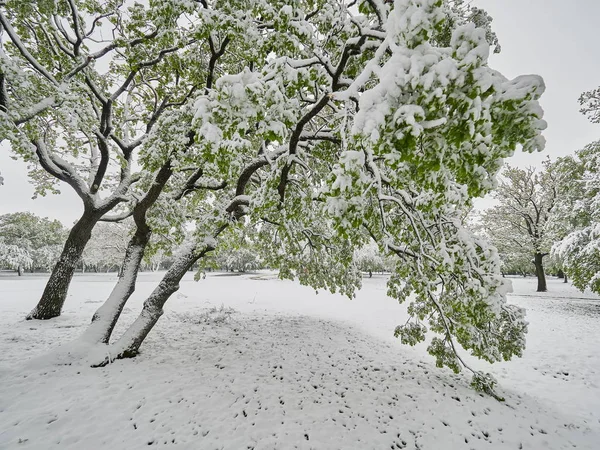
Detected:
left=1, top=0, right=599, bottom=225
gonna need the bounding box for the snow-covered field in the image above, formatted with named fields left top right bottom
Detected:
left=0, top=273, right=598, bottom=449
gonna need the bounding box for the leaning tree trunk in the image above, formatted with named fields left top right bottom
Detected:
left=95, top=241, right=214, bottom=365
left=27, top=210, right=101, bottom=320
left=82, top=228, right=151, bottom=344
left=81, top=161, right=175, bottom=342
left=534, top=252, right=547, bottom=292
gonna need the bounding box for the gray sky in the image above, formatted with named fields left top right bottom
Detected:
left=1, top=0, right=599, bottom=225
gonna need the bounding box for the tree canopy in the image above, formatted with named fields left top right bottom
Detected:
left=91, top=0, right=547, bottom=396
left=1, top=0, right=548, bottom=397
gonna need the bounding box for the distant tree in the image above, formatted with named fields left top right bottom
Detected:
left=0, top=242, right=32, bottom=275
left=355, top=244, right=391, bottom=277
left=144, top=249, right=167, bottom=273
left=213, top=247, right=262, bottom=273
left=549, top=84, right=600, bottom=291
left=33, top=245, right=65, bottom=273
left=83, top=222, right=130, bottom=273
left=205, top=227, right=264, bottom=273
left=142, top=232, right=180, bottom=272
left=0, top=212, right=67, bottom=274
left=480, top=164, right=558, bottom=292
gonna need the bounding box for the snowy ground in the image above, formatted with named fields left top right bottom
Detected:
left=0, top=272, right=598, bottom=449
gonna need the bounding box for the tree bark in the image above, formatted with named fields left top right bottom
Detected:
left=534, top=252, right=547, bottom=292
left=82, top=228, right=151, bottom=344
left=96, top=242, right=206, bottom=364
left=26, top=209, right=100, bottom=320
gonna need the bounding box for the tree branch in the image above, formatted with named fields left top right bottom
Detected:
left=33, top=138, right=90, bottom=203
left=0, top=12, right=58, bottom=85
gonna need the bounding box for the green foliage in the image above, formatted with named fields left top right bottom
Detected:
left=394, top=322, right=427, bottom=346
left=164, top=0, right=546, bottom=398
left=1, top=0, right=213, bottom=202
left=1, top=1, right=549, bottom=399
left=471, top=372, right=504, bottom=401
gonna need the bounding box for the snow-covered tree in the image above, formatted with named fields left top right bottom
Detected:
left=0, top=0, right=208, bottom=319
left=355, top=243, right=391, bottom=277
left=213, top=247, right=262, bottom=273
left=81, top=13, right=237, bottom=344
left=551, top=83, right=600, bottom=292
left=32, top=245, right=65, bottom=273
left=579, top=85, right=600, bottom=124
left=480, top=164, right=557, bottom=292
left=553, top=141, right=600, bottom=294
left=82, top=222, right=131, bottom=273
left=88, top=0, right=546, bottom=398
left=143, top=248, right=166, bottom=272
left=0, top=212, right=67, bottom=274
left=0, top=242, right=33, bottom=275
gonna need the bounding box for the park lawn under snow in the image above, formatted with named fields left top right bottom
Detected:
left=0, top=273, right=598, bottom=449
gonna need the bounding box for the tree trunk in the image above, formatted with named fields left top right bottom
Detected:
left=26, top=210, right=100, bottom=320
left=17, top=265, right=23, bottom=276
left=534, top=252, right=547, bottom=292
left=564, top=273, right=568, bottom=284
left=82, top=228, right=151, bottom=344
left=82, top=161, right=175, bottom=343
left=97, top=242, right=203, bottom=363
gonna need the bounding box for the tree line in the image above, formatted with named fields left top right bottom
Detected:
left=0, top=213, right=270, bottom=274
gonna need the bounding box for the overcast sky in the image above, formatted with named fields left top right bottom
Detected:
left=1, top=0, right=599, bottom=225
